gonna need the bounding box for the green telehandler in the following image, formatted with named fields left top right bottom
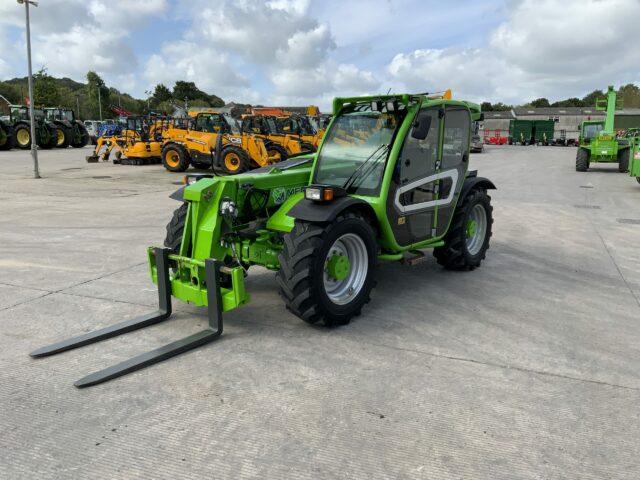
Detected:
left=625, top=128, right=640, bottom=184
left=576, top=85, right=629, bottom=172
left=31, top=93, right=496, bottom=388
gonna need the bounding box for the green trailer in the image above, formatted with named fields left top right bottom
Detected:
left=31, top=92, right=496, bottom=387
left=509, top=119, right=533, bottom=145
left=576, top=86, right=629, bottom=172
left=533, top=120, right=554, bottom=145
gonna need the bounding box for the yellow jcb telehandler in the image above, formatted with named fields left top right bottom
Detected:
left=160, top=111, right=278, bottom=174
left=240, top=114, right=306, bottom=161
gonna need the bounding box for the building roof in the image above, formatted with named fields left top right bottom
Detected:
left=483, top=111, right=514, bottom=119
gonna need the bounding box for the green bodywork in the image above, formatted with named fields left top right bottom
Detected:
left=149, top=93, right=483, bottom=314
left=626, top=129, right=640, bottom=182
left=44, top=108, right=85, bottom=145
left=9, top=105, right=57, bottom=147
left=578, top=86, right=628, bottom=163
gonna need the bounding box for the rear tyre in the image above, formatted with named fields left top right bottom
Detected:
left=434, top=189, right=493, bottom=271
left=618, top=148, right=630, bottom=172
left=71, top=123, right=89, bottom=148
left=14, top=123, right=31, bottom=149
left=56, top=126, right=71, bottom=148
left=164, top=202, right=189, bottom=254
left=0, top=123, right=13, bottom=150
left=576, top=148, right=590, bottom=172
left=277, top=212, right=377, bottom=327
left=265, top=143, right=288, bottom=162
left=162, top=143, right=190, bottom=172
left=40, top=127, right=58, bottom=149
left=220, top=145, right=249, bottom=174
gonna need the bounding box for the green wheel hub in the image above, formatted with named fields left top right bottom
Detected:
left=326, top=253, right=350, bottom=281
left=466, top=219, right=477, bottom=239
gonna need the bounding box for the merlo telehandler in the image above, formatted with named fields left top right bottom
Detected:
left=31, top=93, right=495, bottom=388
left=576, top=86, right=629, bottom=172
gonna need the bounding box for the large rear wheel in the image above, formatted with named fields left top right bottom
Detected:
left=434, top=189, right=493, bottom=271
left=56, top=127, right=71, bottom=148
left=14, top=123, right=31, bottom=149
left=277, top=212, right=377, bottom=327
left=265, top=143, right=288, bottom=163
left=71, top=123, right=89, bottom=148
left=0, top=123, right=13, bottom=150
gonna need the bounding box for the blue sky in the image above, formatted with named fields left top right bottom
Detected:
left=1, top=0, right=638, bottom=110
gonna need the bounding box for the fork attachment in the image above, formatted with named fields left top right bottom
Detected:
left=30, top=248, right=224, bottom=388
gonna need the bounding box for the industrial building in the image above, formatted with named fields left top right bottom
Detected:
left=483, top=107, right=640, bottom=142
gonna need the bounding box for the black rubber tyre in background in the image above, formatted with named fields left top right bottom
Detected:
left=162, top=143, right=190, bottom=172
left=433, top=189, right=493, bottom=271
left=300, top=141, right=316, bottom=153
left=576, top=148, right=590, bottom=171
left=618, top=147, right=630, bottom=173
left=13, top=123, right=32, bottom=149
left=0, top=123, right=13, bottom=150
left=277, top=212, right=377, bottom=327
left=220, top=145, right=250, bottom=174
left=71, top=123, right=90, bottom=148
left=265, top=142, right=288, bottom=162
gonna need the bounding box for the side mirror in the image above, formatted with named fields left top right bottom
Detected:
left=411, top=112, right=432, bottom=140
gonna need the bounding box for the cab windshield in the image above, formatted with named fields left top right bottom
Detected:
left=315, top=103, right=405, bottom=195
left=583, top=123, right=603, bottom=139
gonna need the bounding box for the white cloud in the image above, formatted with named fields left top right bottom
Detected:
left=385, top=0, right=640, bottom=105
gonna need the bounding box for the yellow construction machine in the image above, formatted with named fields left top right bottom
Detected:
left=160, top=111, right=278, bottom=174
left=240, top=114, right=306, bottom=160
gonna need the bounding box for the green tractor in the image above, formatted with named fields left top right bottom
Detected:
left=9, top=105, right=59, bottom=150
left=44, top=107, right=90, bottom=148
left=576, top=86, right=629, bottom=172
left=31, top=93, right=496, bottom=388
left=0, top=119, right=14, bottom=150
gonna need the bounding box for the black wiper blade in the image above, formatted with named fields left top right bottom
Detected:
left=342, top=144, right=389, bottom=191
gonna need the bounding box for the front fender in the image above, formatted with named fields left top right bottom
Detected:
left=287, top=196, right=371, bottom=223
left=460, top=172, right=496, bottom=201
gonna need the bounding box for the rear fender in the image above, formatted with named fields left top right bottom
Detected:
left=459, top=172, right=496, bottom=203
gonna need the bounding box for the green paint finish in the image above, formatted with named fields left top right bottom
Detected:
left=579, top=86, right=629, bottom=163
left=327, top=254, right=350, bottom=281
left=148, top=92, right=488, bottom=314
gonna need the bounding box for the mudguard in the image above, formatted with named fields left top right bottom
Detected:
left=170, top=186, right=186, bottom=202
left=287, top=196, right=371, bottom=223
left=460, top=171, right=496, bottom=201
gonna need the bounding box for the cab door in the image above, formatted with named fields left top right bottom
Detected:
left=386, top=106, right=441, bottom=246
left=434, top=106, right=471, bottom=237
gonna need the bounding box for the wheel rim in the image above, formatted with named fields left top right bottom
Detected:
left=466, top=204, right=487, bottom=255
left=225, top=152, right=241, bottom=171
left=57, top=129, right=65, bottom=146
left=323, top=233, right=368, bottom=305
left=165, top=150, right=180, bottom=168
left=17, top=129, right=30, bottom=146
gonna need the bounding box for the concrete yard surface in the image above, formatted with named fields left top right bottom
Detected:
left=1, top=146, right=639, bottom=479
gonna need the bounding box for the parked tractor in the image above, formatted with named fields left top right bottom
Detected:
left=576, top=86, right=629, bottom=172
left=44, top=108, right=89, bottom=148
left=31, top=92, right=495, bottom=388
left=9, top=105, right=59, bottom=150
left=0, top=119, right=14, bottom=150
left=161, top=111, right=278, bottom=174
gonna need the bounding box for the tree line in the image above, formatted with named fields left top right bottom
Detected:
left=0, top=70, right=224, bottom=120
left=481, top=84, right=640, bottom=111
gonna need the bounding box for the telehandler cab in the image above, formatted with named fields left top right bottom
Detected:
left=241, top=114, right=307, bottom=160
left=32, top=93, right=495, bottom=388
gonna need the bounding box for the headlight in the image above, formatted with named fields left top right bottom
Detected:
left=304, top=184, right=346, bottom=202
left=220, top=198, right=238, bottom=218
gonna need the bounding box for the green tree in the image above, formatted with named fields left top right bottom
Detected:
left=551, top=97, right=583, bottom=107
left=530, top=97, right=550, bottom=108
left=582, top=89, right=605, bottom=107
left=33, top=68, right=61, bottom=106
left=617, top=83, right=640, bottom=108
left=152, top=83, right=172, bottom=104
left=85, top=71, right=111, bottom=119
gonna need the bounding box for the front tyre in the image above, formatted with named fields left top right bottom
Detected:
left=434, top=189, right=493, bottom=271
left=277, top=212, right=377, bottom=327
left=618, top=148, right=630, bottom=172
left=576, top=148, right=589, bottom=171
